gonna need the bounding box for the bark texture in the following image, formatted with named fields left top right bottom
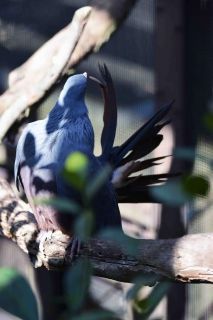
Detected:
left=0, top=178, right=212, bottom=284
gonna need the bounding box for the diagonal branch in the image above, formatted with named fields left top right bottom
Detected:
left=0, top=6, right=92, bottom=142
left=0, top=177, right=212, bottom=284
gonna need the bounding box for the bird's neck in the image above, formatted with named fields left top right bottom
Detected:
left=49, top=101, right=88, bottom=121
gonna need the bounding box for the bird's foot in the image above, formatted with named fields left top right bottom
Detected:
left=67, top=236, right=81, bottom=262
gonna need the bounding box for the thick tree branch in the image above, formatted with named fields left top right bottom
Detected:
left=0, top=178, right=212, bottom=284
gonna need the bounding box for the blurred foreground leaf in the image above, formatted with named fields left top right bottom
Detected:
left=85, top=164, right=112, bottom=200
left=174, top=147, right=196, bottom=161
left=151, top=181, right=191, bottom=206
left=37, top=197, right=81, bottom=214
left=72, top=310, right=117, bottom=320
left=0, top=268, right=38, bottom=320
left=99, top=227, right=140, bottom=255
left=133, top=282, right=171, bottom=319
left=174, top=147, right=212, bottom=167
left=203, top=112, right=213, bottom=131
left=182, top=175, right=210, bottom=197
left=151, top=175, right=210, bottom=206
left=74, top=210, right=94, bottom=241
left=63, top=152, right=89, bottom=190
left=126, top=275, right=159, bottom=301
left=64, top=258, right=92, bottom=313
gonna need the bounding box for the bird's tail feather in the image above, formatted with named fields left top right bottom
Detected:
left=110, top=102, right=173, bottom=167
left=116, top=172, right=179, bottom=203
left=98, top=64, right=117, bottom=161
left=117, top=186, right=162, bottom=203
left=108, top=101, right=177, bottom=203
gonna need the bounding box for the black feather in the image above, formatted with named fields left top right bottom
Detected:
left=131, top=155, right=171, bottom=172
left=116, top=173, right=179, bottom=203
left=98, top=64, right=117, bottom=161
left=111, top=101, right=173, bottom=167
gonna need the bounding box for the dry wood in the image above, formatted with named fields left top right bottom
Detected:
left=0, top=177, right=212, bottom=284
left=0, top=6, right=92, bottom=142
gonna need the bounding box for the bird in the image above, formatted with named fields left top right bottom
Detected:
left=14, top=72, right=121, bottom=239
left=14, top=65, right=175, bottom=258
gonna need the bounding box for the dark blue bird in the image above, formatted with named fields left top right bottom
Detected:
left=14, top=65, right=174, bottom=244
left=14, top=71, right=121, bottom=237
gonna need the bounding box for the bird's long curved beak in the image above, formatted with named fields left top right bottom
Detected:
left=89, top=75, right=105, bottom=87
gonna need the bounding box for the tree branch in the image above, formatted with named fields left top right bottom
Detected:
left=0, top=178, right=212, bottom=284
left=0, top=6, right=92, bottom=142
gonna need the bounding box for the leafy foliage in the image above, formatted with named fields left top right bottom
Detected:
left=72, top=310, right=118, bottom=320
left=64, top=258, right=92, bottom=313
left=203, top=111, right=213, bottom=131
left=63, top=152, right=89, bottom=190
left=74, top=210, right=94, bottom=241
left=126, top=275, right=159, bottom=301
left=85, top=164, right=112, bottom=200
left=182, top=175, right=210, bottom=197
left=37, top=197, right=81, bottom=214
left=151, top=174, right=210, bottom=206
left=99, top=227, right=140, bottom=255
left=0, top=268, right=39, bottom=320
left=132, top=283, right=171, bottom=319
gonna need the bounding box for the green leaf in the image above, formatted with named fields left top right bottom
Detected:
left=99, top=228, right=140, bottom=255
left=126, top=275, right=159, bottom=301
left=72, top=310, right=117, bottom=320
left=203, top=112, right=213, bottom=131
left=182, top=175, right=210, bottom=197
left=85, top=164, right=112, bottom=200
left=133, top=282, right=171, bottom=319
left=151, top=182, right=191, bottom=206
left=0, top=268, right=38, bottom=320
left=174, top=147, right=196, bottom=161
left=36, top=197, right=81, bottom=214
left=63, top=152, right=89, bottom=190
left=64, top=258, right=92, bottom=313
left=151, top=174, right=210, bottom=206
left=174, top=147, right=211, bottom=165
left=74, top=210, right=94, bottom=241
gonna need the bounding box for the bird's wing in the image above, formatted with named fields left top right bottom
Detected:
left=14, top=124, right=62, bottom=231
left=30, top=170, right=62, bottom=231
left=14, top=158, right=22, bottom=191
left=14, top=127, right=29, bottom=191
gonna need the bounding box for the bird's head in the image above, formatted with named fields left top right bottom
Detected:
left=58, top=72, right=88, bottom=106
